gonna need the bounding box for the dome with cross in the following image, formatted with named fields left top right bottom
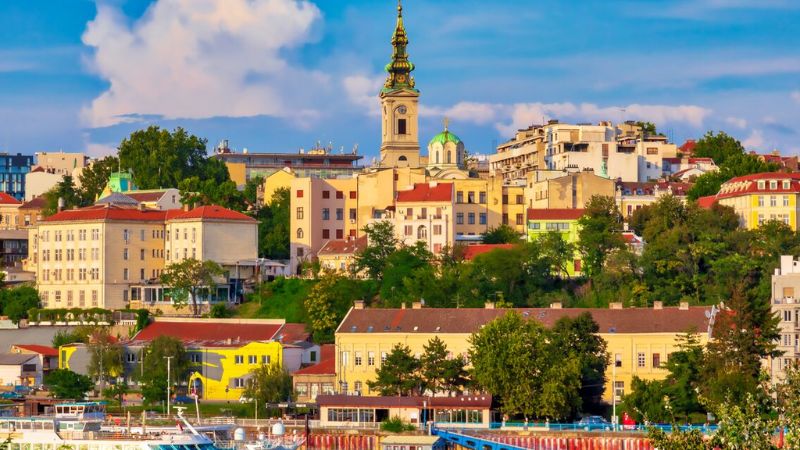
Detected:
left=427, top=117, right=467, bottom=177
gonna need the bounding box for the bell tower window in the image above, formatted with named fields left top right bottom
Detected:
left=397, top=118, right=407, bottom=135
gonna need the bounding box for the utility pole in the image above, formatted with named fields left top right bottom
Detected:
left=164, top=356, right=174, bottom=417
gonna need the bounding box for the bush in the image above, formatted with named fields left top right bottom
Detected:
left=209, top=303, right=231, bottom=318
left=380, top=416, right=417, bottom=433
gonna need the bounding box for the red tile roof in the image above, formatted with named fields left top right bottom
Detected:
left=0, top=192, right=21, bottom=205
left=316, top=394, right=492, bottom=408
left=679, top=139, right=696, bottom=154
left=396, top=183, right=452, bottom=203
left=462, top=244, right=515, bottom=261
left=527, top=208, right=585, bottom=221
left=704, top=172, right=800, bottom=202
left=276, top=323, right=311, bottom=344
left=318, top=235, right=368, bottom=255
left=44, top=205, right=168, bottom=222
left=12, top=344, right=58, bottom=356
left=339, top=306, right=712, bottom=335
left=696, top=196, right=717, bottom=209
left=132, top=318, right=283, bottom=344
left=293, top=344, right=335, bottom=376
left=170, top=205, right=256, bottom=222
left=20, top=196, right=46, bottom=209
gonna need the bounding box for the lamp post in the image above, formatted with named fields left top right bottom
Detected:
left=164, top=356, right=174, bottom=417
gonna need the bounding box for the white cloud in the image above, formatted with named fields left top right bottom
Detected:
left=81, top=0, right=323, bottom=127
left=342, top=75, right=384, bottom=116
left=742, top=129, right=765, bottom=150
left=792, top=91, right=800, bottom=104
left=421, top=102, right=507, bottom=126
left=725, top=116, right=748, bottom=128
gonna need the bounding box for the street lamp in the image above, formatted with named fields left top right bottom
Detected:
left=164, top=356, right=174, bottom=417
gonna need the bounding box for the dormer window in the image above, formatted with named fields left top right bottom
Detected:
left=784, top=180, right=790, bottom=189
left=770, top=180, right=778, bottom=190
left=758, top=180, right=765, bottom=189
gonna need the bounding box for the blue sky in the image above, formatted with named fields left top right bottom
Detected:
left=0, top=0, right=799, bottom=161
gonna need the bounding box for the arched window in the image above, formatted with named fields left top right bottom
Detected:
left=417, top=225, right=428, bottom=239
left=399, top=155, right=408, bottom=162
left=296, top=228, right=304, bottom=239
left=435, top=151, right=440, bottom=164
left=446, top=150, right=452, bottom=164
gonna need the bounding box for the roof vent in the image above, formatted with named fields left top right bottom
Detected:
left=484, top=302, right=495, bottom=309
left=679, top=301, right=689, bottom=310
left=653, top=301, right=663, bottom=310
left=367, top=326, right=373, bottom=333
left=413, top=326, right=419, bottom=331
left=350, top=325, right=357, bottom=332
left=353, top=300, right=365, bottom=310
left=609, top=302, right=623, bottom=309
left=550, top=302, right=562, bottom=309
left=412, top=301, right=422, bottom=309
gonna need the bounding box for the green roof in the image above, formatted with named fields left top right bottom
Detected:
left=428, top=129, right=462, bottom=147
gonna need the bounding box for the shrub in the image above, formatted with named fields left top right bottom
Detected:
left=380, top=416, right=417, bottom=433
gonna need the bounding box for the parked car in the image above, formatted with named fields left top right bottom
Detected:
left=173, top=395, right=194, bottom=404
left=576, top=415, right=611, bottom=431
left=0, top=391, right=22, bottom=400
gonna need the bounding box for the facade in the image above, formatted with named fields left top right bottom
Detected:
left=490, top=125, right=546, bottom=181
left=334, top=302, right=714, bottom=404
left=33, top=152, right=88, bottom=176
left=662, top=157, right=718, bottom=180
left=292, top=344, right=336, bottom=402
left=697, top=172, right=800, bottom=230
left=0, top=193, right=22, bottom=230
left=0, top=153, right=33, bottom=201
left=526, top=171, right=615, bottom=210
left=317, top=235, right=368, bottom=274
left=426, top=123, right=468, bottom=179
left=214, top=141, right=364, bottom=187
left=527, top=208, right=584, bottom=277
left=615, top=181, right=691, bottom=220
left=394, top=182, right=454, bottom=253
left=770, top=255, right=800, bottom=383
left=0, top=230, right=29, bottom=267
left=0, top=354, right=41, bottom=387
left=23, top=170, right=62, bottom=202
left=29, top=203, right=257, bottom=310
left=10, top=345, right=57, bottom=379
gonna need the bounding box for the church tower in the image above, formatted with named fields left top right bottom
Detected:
left=379, top=0, right=421, bottom=168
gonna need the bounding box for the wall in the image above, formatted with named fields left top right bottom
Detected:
left=188, top=341, right=284, bottom=401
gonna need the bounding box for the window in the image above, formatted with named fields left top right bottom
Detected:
left=417, top=225, right=427, bottom=239
left=322, top=208, right=330, bottom=220
left=354, top=352, right=362, bottom=366
left=123, top=229, right=130, bottom=242
left=92, top=290, right=98, bottom=306
left=614, top=381, right=625, bottom=401
left=140, top=268, right=145, bottom=280
left=336, top=191, right=344, bottom=199
left=78, top=249, right=86, bottom=261
left=433, top=224, right=442, bottom=235
left=123, top=268, right=129, bottom=281
left=296, top=228, right=304, bottom=239
left=771, top=195, right=777, bottom=207
left=615, top=353, right=623, bottom=368
left=516, top=214, right=524, bottom=225
left=341, top=351, right=349, bottom=367
left=92, top=229, right=99, bottom=240
left=646, top=147, right=658, bottom=155
left=456, top=213, right=464, bottom=224
left=456, top=191, right=463, bottom=203
left=66, top=249, right=74, bottom=261
left=336, top=229, right=343, bottom=239
left=54, top=290, right=61, bottom=302
left=140, top=249, right=145, bottom=260
left=295, top=383, right=308, bottom=396
left=296, top=207, right=304, bottom=220
left=479, top=191, right=487, bottom=204
left=402, top=225, right=412, bottom=236
left=349, top=208, right=357, bottom=221
left=310, top=351, right=317, bottom=362
left=235, top=355, right=244, bottom=364
left=261, top=355, right=270, bottom=364
left=367, top=351, right=375, bottom=366
left=419, top=208, right=427, bottom=219
left=770, top=180, right=778, bottom=189
left=248, top=355, right=257, bottom=364
left=190, top=353, right=202, bottom=363
left=637, top=352, right=646, bottom=368
left=78, top=229, right=86, bottom=241
left=322, top=229, right=330, bottom=239
left=66, top=291, right=73, bottom=307
left=397, top=118, right=407, bottom=135
left=296, top=190, right=304, bottom=198
left=380, top=352, right=387, bottom=364
left=127, top=352, right=137, bottom=363
left=123, top=248, right=129, bottom=260
left=79, top=290, right=85, bottom=307
left=322, top=190, right=330, bottom=199
left=336, top=208, right=343, bottom=221
left=516, top=195, right=524, bottom=204
left=479, top=213, right=487, bottom=225
left=784, top=196, right=790, bottom=207
left=467, top=192, right=475, bottom=203
left=349, top=191, right=357, bottom=199
left=652, top=353, right=661, bottom=368
left=468, top=213, right=475, bottom=225
left=233, top=378, right=246, bottom=388
left=140, top=229, right=145, bottom=241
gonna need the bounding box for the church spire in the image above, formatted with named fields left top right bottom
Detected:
left=383, top=0, right=417, bottom=93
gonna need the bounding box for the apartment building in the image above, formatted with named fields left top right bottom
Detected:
left=697, top=172, right=800, bottom=230
left=770, top=255, right=800, bottom=383
left=527, top=208, right=584, bottom=277
left=335, top=301, right=715, bottom=403
left=526, top=170, right=616, bottom=210
left=490, top=125, right=546, bottom=181
left=0, top=153, right=33, bottom=201
left=394, top=182, right=454, bottom=253
left=30, top=203, right=257, bottom=310
left=615, top=181, right=691, bottom=220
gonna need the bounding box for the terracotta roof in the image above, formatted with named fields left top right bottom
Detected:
left=132, top=318, right=283, bottom=344
left=20, top=196, right=46, bottom=209
left=338, top=306, right=712, bottom=335
left=293, top=344, right=335, bottom=376
left=622, top=232, right=643, bottom=245
left=705, top=172, right=800, bottom=201
left=679, top=140, right=696, bottom=154
left=12, top=344, right=58, bottom=357
left=463, top=244, right=515, bottom=261
left=170, top=205, right=256, bottom=222
left=318, top=235, right=368, bottom=255
left=316, top=394, right=492, bottom=408
left=396, top=183, right=452, bottom=203
left=276, top=323, right=311, bottom=344
left=696, top=196, right=717, bottom=209
left=44, top=204, right=168, bottom=222
left=0, top=192, right=21, bottom=205
left=527, top=208, right=585, bottom=220
left=126, top=191, right=166, bottom=202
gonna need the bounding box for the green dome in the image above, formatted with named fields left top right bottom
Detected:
left=428, top=129, right=462, bottom=147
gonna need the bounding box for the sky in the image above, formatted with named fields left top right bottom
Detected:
left=0, top=0, right=799, bottom=162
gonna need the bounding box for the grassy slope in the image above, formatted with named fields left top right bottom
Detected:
left=233, top=278, right=315, bottom=324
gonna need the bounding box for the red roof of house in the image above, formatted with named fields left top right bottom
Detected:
left=463, top=244, right=515, bottom=261
left=276, top=323, right=311, bottom=344
left=44, top=204, right=168, bottom=222
left=396, top=183, right=452, bottom=203
left=679, top=139, right=696, bottom=154
left=170, top=205, right=256, bottom=222
left=12, top=344, right=58, bottom=356
left=293, top=344, right=335, bottom=376
left=527, top=208, right=585, bottom=220
left=318, top=235, right=367, bottom=255
left=20, top=196, right=46, bottom=209
left=0, top=192, right=21, bottom=205
left=132, top=318, right=283, bottom=344
left=696, top=196, right=718, bottom=209
left=706, top=172, right=800, bottom=201
left=316, top=394, right=492, bottom=409
left=622, top=232, right=644, bottom=245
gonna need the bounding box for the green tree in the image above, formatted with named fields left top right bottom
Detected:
left=103, top=380, right=130, bottom=406
left=481, top=224, right=521, bottom=244
left=178, top=176, right=245, bottom=211
left=367, top=344, right=422, bottom=396
left=44, top=369, right=92, bottom=399
left=550, top=313, right=609, bottom=413
left=139, top=336, right=188, bottom=405
left=538, top=232, right=575, bottom=280
left=42, top=175, right=81, bottom=216
left=244, top=363, right=293, bottom=406
left=577, top=196, right=625, bottom=279
left=354, top=221, right=398, bottom=281
left=87, top=328, right=124, bottom=391
left=379, top=242, right=433, bottom=305
left=0, top=286, right=40, bottom=324
left=777, top=364, right=800, bottom=449
left=304, top=272, right=368, bottom=343
left=709, top=392, right=778, bottom=450
left=419, top=337, right=467, bottom=395
left=243, top=176, right=265, bottom=208
left=622, top=377, right=670, bottom=423
left=691, top=131, right=745, bottom=166
left=258, top=187, right=290, bottom=259
left=647, top=426, right=708, bottom=450
left=78, top=155, right=119, bottom=204
left=117, top=126, right=229, bottom=190
left=635, top=121, right=660, bottom=137
left=160, top=258, right=224, bottom=316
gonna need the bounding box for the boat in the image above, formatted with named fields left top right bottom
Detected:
left=0, top=401, right=222, bottom=450
left=241, top=420, right=303, bottom=450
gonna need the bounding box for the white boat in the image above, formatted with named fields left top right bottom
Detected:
left=242, top=420, right=303, bottom=450
left=0, top=402, right=222, bottom=450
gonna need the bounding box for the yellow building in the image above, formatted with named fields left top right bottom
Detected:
left=30, top=201, right=257, bottom=311
left=527, top=170, right=615, bottom=210
left=318, top=235, right=368, bottom=275
left=697, top=172, right=800, bottom=230
left=263, top=168, right=296, bottom=204
left=334, top=302, right=714, bottom=403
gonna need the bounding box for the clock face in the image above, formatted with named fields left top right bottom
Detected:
left=397, top=105, right=407, bottom=115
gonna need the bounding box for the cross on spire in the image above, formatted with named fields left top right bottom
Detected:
left=397, top=0, right=402, bottom=17
left=443, top=116, right=449, bottom=131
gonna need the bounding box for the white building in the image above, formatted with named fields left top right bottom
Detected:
left=770, top=255, right=800, bottom=383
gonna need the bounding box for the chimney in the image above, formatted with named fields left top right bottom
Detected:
left=550, top=302, right=562, bottom=309
left=653, top=301, right=663, bottom=310
left=484, top=302, right=495, bottom=309
left=412, top=301, right=422, bottom=310
left=353, top=300, right=364, bottom=310
left=679, top=301, right=689, bottom=310
left=57, top=197, right=65, bottom=212
left=401, top=302, right=406, bottom=309
left=609, top=302, right=623, bottom=310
